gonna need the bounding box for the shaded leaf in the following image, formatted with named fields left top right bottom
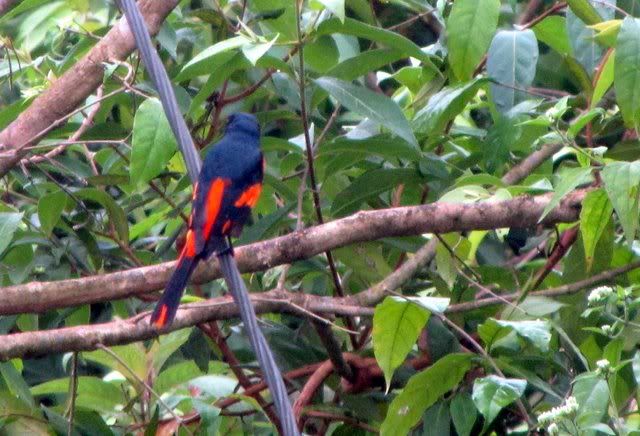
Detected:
left=487, top=30, right=539, bottom=113
left=0, top=212, right=23, bottom=257
left=315, top=77, right=417, bottom=147
left=601, top=161, right=640, bottom=244
left=373, top=297, right=430, bottom=391
left=131, top=98, right=178, bottom=187
left=472, top=376, right=526, bottom=430
left=447, top=0, right=500, bottom=81
left=380, top=353, right=473, bottom=436
left=580, top=189, right=614, bottom=270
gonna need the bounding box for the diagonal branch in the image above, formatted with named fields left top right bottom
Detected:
left=0, top=0, right=178, bottom=177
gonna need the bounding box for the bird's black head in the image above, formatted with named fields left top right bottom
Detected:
left=226, top=113, right=260, bottom=141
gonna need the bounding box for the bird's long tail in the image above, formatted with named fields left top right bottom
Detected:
left=150, top=252, right=198, bottom=328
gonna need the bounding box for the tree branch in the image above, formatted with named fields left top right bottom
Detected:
left=0, top=0, right=178, bottom=177
left=0, top=189, right=586, bottom=316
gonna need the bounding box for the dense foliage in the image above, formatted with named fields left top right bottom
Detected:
left=3, top=0, right=640, bottom=434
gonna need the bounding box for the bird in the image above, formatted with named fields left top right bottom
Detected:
left=150, top=112, right=264, bottom=328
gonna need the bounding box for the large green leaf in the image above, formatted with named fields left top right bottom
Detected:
left=487, top=30, right=539, bottom=113
left=580, top=189, right=614, bottom=270
left=326, top=48, right=405, bottom=81
left=176, top=36, right=247, bottom=80
left=573, top=373, right=610, bottom=428
left=472, top=376, right=526, bottom=431
left=372, top=297, right=430, bottom=392
left=412, top=79, right=487, bottom=136
left=615, top=17, right=640, bottom=128
left=331, top=168, right=423, bottom=216
left=0, top=212, right=23, bottom=257
left=447, top=0, right=500, bottom=81
left=478, top=319, right=552, bottom=353
left=31, top=376, right=122, bottom=414
left=380, top=353, right=473, bottom=436
left=320, top=135, right=420, bottom=162
left=0, top=362, right=34, bottom=408
left=601, top=161, right=640, bottom=244
left=130, top=98, right=178, bottom=187
left=316, top=17, right=436, bottom=67
left=315, top=77, right=417, bottom=147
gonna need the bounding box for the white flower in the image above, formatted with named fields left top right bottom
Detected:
left=538, top=409, right=554, bottom=424
left=564, top=396, right=579, bottom=414
left=601, top=324, right=613, bottom=336
left=548, top=422, right=559, bottom=435
left=587, top=286, right=614, bottom=305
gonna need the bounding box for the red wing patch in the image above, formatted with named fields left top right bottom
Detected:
left=203, top=178, right=230, bottom=239
left=153, top=304, right=169, bottom=328
left=234, top=183, right=263, bottom=208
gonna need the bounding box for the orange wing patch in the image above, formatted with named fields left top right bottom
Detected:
left=184, top=229, right=196, bottom=257
left=203, top=178, right=230, bottom=239
left=234, top=183, right=262, bottom=208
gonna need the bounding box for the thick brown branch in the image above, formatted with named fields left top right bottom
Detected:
left=0, top=189, right=586, bottom=316
left=1, top=254, right=637, bottom=361
left=0, top=0, right=178, bottom=176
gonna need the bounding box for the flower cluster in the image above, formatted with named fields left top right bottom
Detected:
left=537, top=396, right=579, bottom=425
left=587, top=286, right=614, bottom=306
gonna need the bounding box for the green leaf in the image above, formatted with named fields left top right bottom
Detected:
left=0, top=212, right=23, bottom=257
left=567, top=0, right=606, bottom=25
left=373, top=297, right=430, bottom=392
left=601, top=161, right=640, bottom=244
left=380, top=353, right=473, bottom=436
left=615, top=17, right=640, bottom=128
left=131, top=98, right=178, bottom=187
left=591, top=49, right=615, bottom=109
left=533, top=16, right=571, bottom=55
left=447, top=0, right=500, bottom=81
left=539, top=167, right=593, bottom=222
left=320, top=136, right=420, bottom=162
left=0, top=362, right=34, bottom=407
left=83, top=343, right=146, bottom=390
left=326, top=48, right=406, bottom=81
left=568, top=108, right=605, bottom=138
left=412, top=79, right=487, bottom=136
left=76, top=188, right=129, bottom=243
left=472, top=376, right=526, bottom=430
left=37, top=190, right=67, bottom=236
left=177, top=36, right=247, bottom=80
left=479, top=319, right=552, bottom=353
left=487, top=30, right=539, bottom=113
left=331, top=168, right=423, bottom=216
left=316, top=17, right=436, bottom=68
left=580, top=189, right=614, bottom=270
left=315, top=77, right=417, bottom=147
left=242, top=35, right=278, bottom=66
left=450, top=393, right=477, bottom=436
left=31, top=376, right=122, bottom=414
left=573, top=373, right=609, bottom=428
left=154, top=361, right=204, bottom=394
left=149, top=328, right=192, bottom=372
left=193, top=400, right=221, bottom=434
